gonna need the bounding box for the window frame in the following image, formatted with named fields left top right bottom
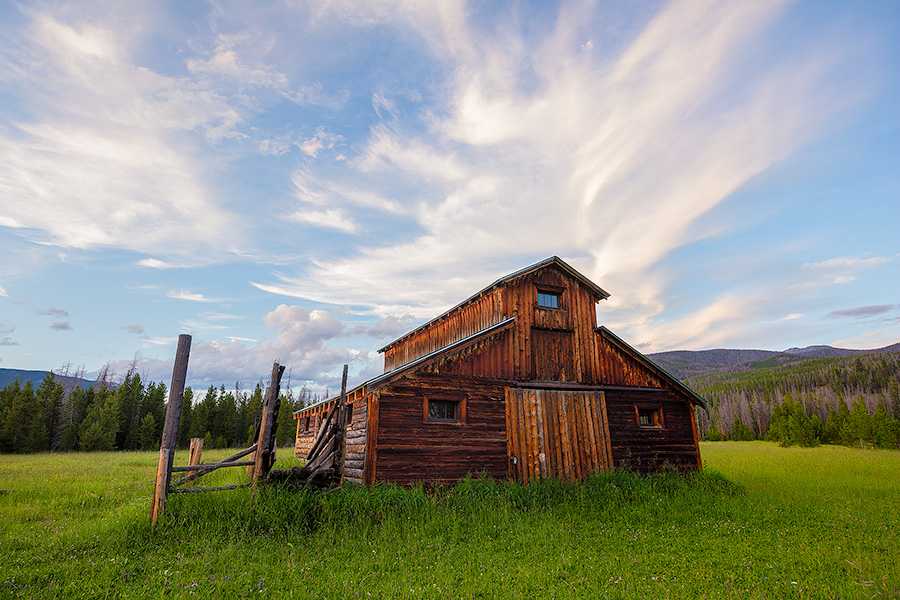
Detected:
left=635, top=404, right=664, bottom=429
left=535, top=285, right=565, bottom=311
left=423, top=395, right=467, bottom=425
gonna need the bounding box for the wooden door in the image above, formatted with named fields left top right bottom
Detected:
left=505, top=387, right=612, bottom=483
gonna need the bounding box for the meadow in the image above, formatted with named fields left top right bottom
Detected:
left=1, top=443, right=898, bottom=599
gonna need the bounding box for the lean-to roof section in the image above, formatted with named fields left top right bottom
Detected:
left=293, top=317, right=517, bottom=416
left=596, top=326, right=708, bottom=410
left=369, top=317, right=516, bottom=388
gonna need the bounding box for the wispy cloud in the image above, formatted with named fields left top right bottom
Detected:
left=50, top=321, right=72, bottom=331
left=166, top=290, right=231, bottom=303
left=0, top=285, right=7, bottom=297
left=0, top=6, right=244, bottom=259
left=826, top=305, right=895, bottom=319
left=122, top=323, right=144, bottom=334
left=37, top=307, right=69, bottom=318
left=254, top=0, right=872, bottom=337
left=0, top=320, right=17, bottom=345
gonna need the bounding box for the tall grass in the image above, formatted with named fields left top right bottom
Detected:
left=1, top=443, right=898, bottom=598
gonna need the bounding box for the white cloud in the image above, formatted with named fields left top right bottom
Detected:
left=137, top=259, right=179, bottom=269
left=252, top=0, right=875, bottom=350
left=186, top=34, right=288, bottom=89
left=0, top=286, right=7, bottom=297
left=0, top=8, right=245, bottom=258
left=111, top=304, right=376, bottom=389
left=166, top=290, right=231, bottom=303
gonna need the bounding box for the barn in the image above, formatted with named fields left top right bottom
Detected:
left=293, top=256, right=706, bottom=485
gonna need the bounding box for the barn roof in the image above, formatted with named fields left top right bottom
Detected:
left=378, top=256, right=610, bottom=353
left=596, top=326, right=708, bottom=410
left=369, top=316, right=516, bottom=388
left=294, top=317, right=516, bottom=416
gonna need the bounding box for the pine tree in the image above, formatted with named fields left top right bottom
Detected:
left=79, top=388, right=119, bottom=451
left=138, top=413, right=158, bottom=450
left=60, top=386, right=94, bottom=451
left=116, top=372, right=144, bottom=450
left=35, top=372, right=65, bottom=451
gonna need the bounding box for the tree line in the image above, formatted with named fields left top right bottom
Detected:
left=691, top=352, right=900, bottom=449
left=0, top=368, right=325, bottom=454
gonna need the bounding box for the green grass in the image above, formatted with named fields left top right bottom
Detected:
left=1, top=443, right=898, bottom=598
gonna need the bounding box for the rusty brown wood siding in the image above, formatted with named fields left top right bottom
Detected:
left=374, top=374, right=507, bottom=485
left=503, top=269, right=600, bottom=384
left=505, top=388, right=612, bottom=483
left=421, top=330, right=514, bottom=380
left=595, top=333, right=665, bottom=388
left=381, top=265, right=603, bottom=384
left=382, top=289, right=505, bottom=372
left=603, top=388, right=700, bottom=471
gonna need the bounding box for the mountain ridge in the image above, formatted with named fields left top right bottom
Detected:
left=647, top=342, right=900, bottom=380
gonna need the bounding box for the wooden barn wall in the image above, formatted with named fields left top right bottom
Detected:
left=603, top=388, right=700, bottom=471
left=342, top=395, right=369, bottom=484
left=294, top=401, right=335, bottom=459
left=373, top=374, right=508, bottom=485
left=382, top=289, right=505, bottom=372
left=595, top=334, right=666, bottom=388
left=503, top=269, right=600, bottom=383
left=505, top=388, right=612, bottom=484
left=419, top=329, right=513, bottom=380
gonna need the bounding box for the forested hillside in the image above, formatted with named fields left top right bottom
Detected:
left=0, top=370, right=321, bottom=454
left=688, top=352, right=900, bottom=449
left=649, top=342, right=900, bottom=379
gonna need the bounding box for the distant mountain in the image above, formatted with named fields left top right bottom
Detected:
left=0, top=368, right=94, bottom=390
left=648, top=343, right=900, bottom=380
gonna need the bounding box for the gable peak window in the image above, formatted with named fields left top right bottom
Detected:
left=537, top=291, right=561, bottom=309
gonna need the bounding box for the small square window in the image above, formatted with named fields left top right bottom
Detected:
left=424, top=396, right=466, bottom=424
left=429, top=400, right=456, bottom=421
left=636, top=406, right=663, bottom=428
left=537, top=291, right=560, bottom=309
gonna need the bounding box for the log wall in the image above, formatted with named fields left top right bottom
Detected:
left=374, top=374, right=508, bottom=485
left=342, top=397, right=369, bottom=484
left=603, top=388, right=700, bottom=471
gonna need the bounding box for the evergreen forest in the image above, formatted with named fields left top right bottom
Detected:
left=690, top=352, right=900, bottom=449
left=0, top=368, right=322, bottom=454
left=2, top=351, right=899, bottom=454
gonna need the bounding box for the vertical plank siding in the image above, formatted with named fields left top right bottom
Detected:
left=505, top=388, right=612, bottom=483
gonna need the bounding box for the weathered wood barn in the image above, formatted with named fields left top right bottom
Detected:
left=294, top=257, right=706, bottom=485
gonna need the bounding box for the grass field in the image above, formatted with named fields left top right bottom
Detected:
left=1, top=442, right=898, bottom=599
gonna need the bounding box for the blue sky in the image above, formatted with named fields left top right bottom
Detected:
left=1, top=0, right=898, bottom=392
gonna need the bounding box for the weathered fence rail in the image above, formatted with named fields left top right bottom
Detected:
left=149, top=332, right=351, bottom=525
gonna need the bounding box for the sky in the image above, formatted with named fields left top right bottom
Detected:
left=0, top=0, right=898, bottom=393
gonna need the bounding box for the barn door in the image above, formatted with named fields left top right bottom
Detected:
left=505, top=387, right=612, bottom=483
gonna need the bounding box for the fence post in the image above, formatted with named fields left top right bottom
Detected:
left=336, top=364, right=349, bottom=483
left=252, top=361, right=285, bottom=492
left=151, top=334, right=192, bottom=526
left=187, top=438, right=204, bottom=487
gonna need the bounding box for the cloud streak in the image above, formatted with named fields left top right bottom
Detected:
left=256, top=0, right=873, bottom=337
